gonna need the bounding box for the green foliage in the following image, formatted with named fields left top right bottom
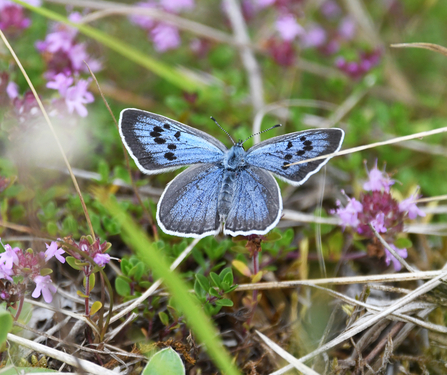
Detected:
left=142, top=347, right=185, bottom=375
left=194, top=267, right=237, bottom=316
left=0, top=306, right=13, bottom=346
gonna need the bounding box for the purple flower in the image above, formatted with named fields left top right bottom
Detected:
left=45, top=241, right=65, bottom=263
left=160, top=0, right=195, bottom=13
left=301, top=24, right=326, bottom=48
left=0, top=4, right=31, bottom=32
left=129, top=1, right=157, bottom=30
left=64, top=79, right=94, bottom=117
left=254, top=0, right=276, bottom=8
left=6, top=81, right=18, bottom=99
left=46, top=73, right=73, bottom=96
left=32, top=275, right=57, bottom=303
left=151, top=23, right=181, bottom=52
left=384, top=243, right=407, bottom=272
left=371, top=212, right=387, bottom=233
left=0, top=244, right=20, bottom=270
left=268, top=39, right=295, bottom=66
left=275, top=14, right=304, bottom=41
left=363, top=162, right=394, bottom=192
left=338, top=17, right=356, bottom=40
left=332, top=196, right=363, bottom=229
left=93, top=253, right=110, bottom=267
left=0, top=263, right=13, bottom=281
left=320, top=1, right=341, bottom=19
left=399, top=193, right=425, bottom=219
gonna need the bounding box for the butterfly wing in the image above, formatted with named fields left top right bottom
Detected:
left=246, top=128, right=344, bottom=186
left=157, top=163, right=224, bottom=238
left=119, top=108, right=227, bottom=174
left=224, top=166, right=282, bottom=237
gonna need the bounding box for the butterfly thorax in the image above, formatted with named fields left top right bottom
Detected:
left=218, top=144, right=247, bottom=222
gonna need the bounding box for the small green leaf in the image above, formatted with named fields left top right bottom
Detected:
left=142, top=347, right=185, bottom=375
left=221, top=268, right=233, bottom=286
left=194, top=279, right=205, bottom=298
left=77, top=290, right=89, bottom=298
left=0, top=308, right=13, bottom=345
left=129, top=262, right=145, bottom=281
left=115, top=276, right=131, bottom=297
left=394, top=237, right=412, bottom=249
left=215, top=298, right=233, bottom=307
left=196, top=274, right=210, bottom=292
left=208, top=288, right=220, bottom=298
left=158, top=311, right=170, bottom=326
left=65, top=256, right=83, bottom=271
left=209, top=272, right=222, bottom=289
left=232, top=260, right=251, bottom=277
left=90, top=301, right=102, bottom=316
left=264, top=231, right=282, bottom=242
left=40, top=268, right=53, bottom=276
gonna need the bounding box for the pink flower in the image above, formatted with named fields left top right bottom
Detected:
left=32, top=275, right=57, bottom=303
left=254, top=0, right=276, bottom=8
left=6, top=81, right=18, bottom=99
left=45, top=241, right=65, bottom=263
left=0, top=4, right=31, bottom=31
left=93, top=253, right=110, bottom=267
left=64, top=79, right=94, bottom=117
left=0, top=263, right=13, bottom=281
left=384, top=243, right=407, bottom=272
left=399, top=193, right=425, bottom=219
left=0, top=244, right=20, bottom=270
left=370, top=212, right=387, bottom=233
left=320, top=1, right=341, bottom=19
left=151, top=23, right=181, bottom=52
left=301, top=24, right=326, bottom=48
left=275, top=14, right=304, bottom=41
left=338, top=17, right=356, bottom=40
left=129, top=1, right=157, bottom=30
left=332, top=196, right=363, bottom=229
left=46, top=73, right=73, bottom=96
left=363, top=162, right=394, bottom=192
left=160, top=0, right=195, bottom=13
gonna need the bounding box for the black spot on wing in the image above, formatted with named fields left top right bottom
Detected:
left=296, top=150, right=305, bottom=156
left=284, top=154, right=293, bottom=160
left=168, top=144, right=177, bottom=150
left=154, top=138, right=166, bottom=144
left=303, top=140, right=312, bottom=146
left=150, top=131, right=162, bottom=137
left=164, top=152, right=177, bottom=161
left=154, top=126, right=164, bottom=133
left=281, top=162, right=290, bottom=170
left=300, top=136, right=306, bottom=141
left=174, top=131, right=181, bottom=140
left=163, top=123, right=170, bottom=129
left=286, top=141, right=293, bottom=149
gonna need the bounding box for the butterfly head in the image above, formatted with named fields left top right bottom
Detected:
left=224, top=143, right=246, bottom=170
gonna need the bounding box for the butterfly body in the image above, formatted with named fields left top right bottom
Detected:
left=119, top=108, right=344, bottom=238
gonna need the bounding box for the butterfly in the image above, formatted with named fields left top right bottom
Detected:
left=119, top=108, right=344, bottom=238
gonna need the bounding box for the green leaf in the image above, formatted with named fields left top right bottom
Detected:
left=65, top=256, right=83, bottom=271
left=0, top=308, right=13, bottom=345
left=215, top=298, right=233, bottom=307
left=158, top=311, right=170, bottom=326
left=220, top=268, right=233, bottom=286
left=194, top=279, right=206, bottom=298
left=0, top=368, right=57, bottom=374
left=142, top=347, right=185, bottom=375
left=208, top=288, right=221, bottom=298
left=90, top=301, right=102, bottom=316
left=77, top=290, right=89, bottom=298
left=209, top=272, right=222, bottom=289
left=115, top=276, right=131, bottom=297
left=195, top=274, right=210, bottom=293
left=97, top=159, right=110, bottom=184
left=129, top=262, right=145, bottom=281
left=394, top=237, right=413, bottom=249
left=40, top=268, right=53, bottom=276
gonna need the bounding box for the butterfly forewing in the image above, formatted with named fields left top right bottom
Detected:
left=119, top=108, right=227, bottom=174
left=157, top=163, right=224, bottom=238
left=246, top=128, right=344, bottom=186
left=224, top=167, right=282, bottom=236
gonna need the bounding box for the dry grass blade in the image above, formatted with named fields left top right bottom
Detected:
left=391, top=43, right=447, bottom=58
left=7, top=333, right=118, bottom=375
left=256, top=331, right=321, bottom=375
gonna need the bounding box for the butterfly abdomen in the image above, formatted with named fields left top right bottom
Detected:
left=218, top=170, right=238, bottom=221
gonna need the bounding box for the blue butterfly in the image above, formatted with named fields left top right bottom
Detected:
left=119, top=108, right=344, bottom=238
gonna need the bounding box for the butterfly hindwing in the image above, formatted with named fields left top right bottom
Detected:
left=224, top=166, right=282, bottom=236
left=246, top=128, right=344, bottom=186
left=119, top=108, right=227, bottom=174
left=157, top=163, right=224, bottom=238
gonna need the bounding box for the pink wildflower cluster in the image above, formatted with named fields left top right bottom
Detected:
left=0, top=240, right=64, bottom=303
left=335, top=49, right=382, bottom=80
left=35, top=12, right=100, bottom=117
left=331, top=162, right=425, bottom=271
left=63, top=236, right=111, bottom=268
left=0, top=0, right=41, bottom=35
left=129, top=0, right=195, bottom=52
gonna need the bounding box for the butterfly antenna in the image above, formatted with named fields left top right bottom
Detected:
left=210, top=116, right=235, bottom=145
left=242, top=124, right=282, bottom=145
